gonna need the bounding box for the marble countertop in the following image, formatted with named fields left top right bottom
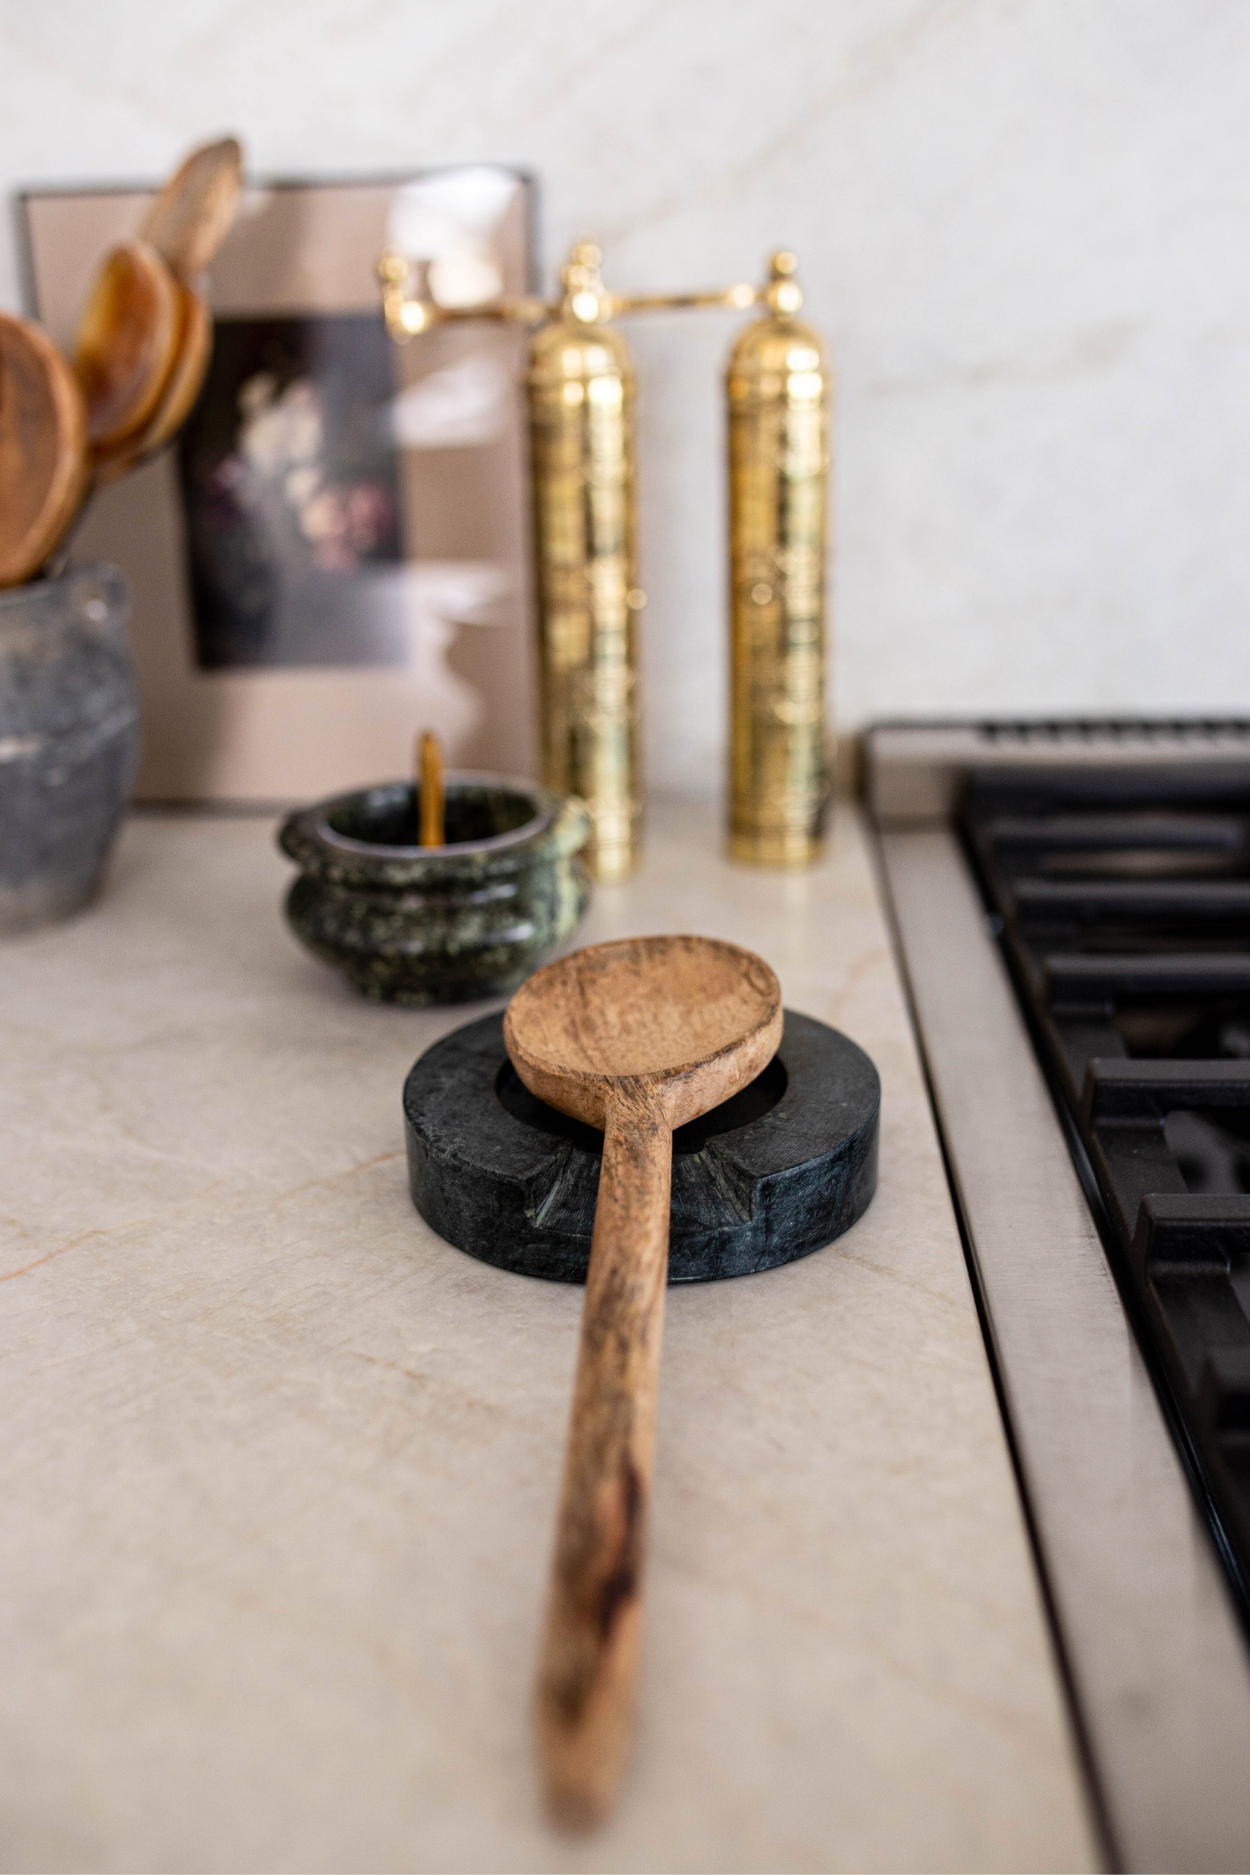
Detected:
left=0, top=800, right=1096, bottom=1873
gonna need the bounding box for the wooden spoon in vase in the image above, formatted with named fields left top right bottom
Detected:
left=75, top=240, right=181, bottom=458
left=504, top=934, right=783, bottom=1828
left=93, top=281, right=211, bottom=485
left=91, top=136, right=241, bottom=480
left=140, top=135, right=242, bottom=280
left=0, top=313, right=89, bottom=588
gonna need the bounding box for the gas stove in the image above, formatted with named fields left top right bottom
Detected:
left=867, top=721, right=1250, bottom=1875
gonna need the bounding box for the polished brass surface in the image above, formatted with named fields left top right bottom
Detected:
left=526, top=245, right=640, bottom=881
left=727, top=251, right=831, bottom=868
left=378, top=240, right=800, bottom=882
left=377, top=249, right=755, bottom=343
left=379, top=252, right=550, bottom=337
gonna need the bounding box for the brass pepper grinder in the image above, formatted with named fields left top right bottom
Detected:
left=727, top=251, right=832, bottom=867
left=527, top=244, right=642, bottom=885
left=379, top=242, right=756, bottom=885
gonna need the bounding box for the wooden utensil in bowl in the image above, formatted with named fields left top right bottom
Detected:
left=0, top=314, right=89, bottom=588
left=504, top=934, right=783, bottom=1827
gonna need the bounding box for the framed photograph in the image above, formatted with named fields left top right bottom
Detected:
left=18, top=167, right=538, bottom=801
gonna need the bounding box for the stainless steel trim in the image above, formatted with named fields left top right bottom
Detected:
left=877, top=824, right=1250, bottom=1874
left=868, top=719, right=1250, bottom=825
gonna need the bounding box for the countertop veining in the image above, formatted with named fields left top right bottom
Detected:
left=0, top=800, right=1096, bottom=1872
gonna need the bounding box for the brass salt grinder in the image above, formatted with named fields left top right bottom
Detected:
left=379, top=242, right=830, bottom=880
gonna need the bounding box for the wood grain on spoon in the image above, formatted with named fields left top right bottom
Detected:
left=75, top=240, right=180, bottom=455
left=141, top=136, right=242, bottom=279
left=0, top=313, right=88, bottom=588
left=417, top=731, right=446, bottom=847
left=504, top=935, right=783, bottom=1828
left=94, top=282, right=211, bottom=484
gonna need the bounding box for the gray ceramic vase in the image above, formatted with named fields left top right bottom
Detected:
left=278, top=774, right=591, bottom=1005
left=0, top=563, right=140, bottom=936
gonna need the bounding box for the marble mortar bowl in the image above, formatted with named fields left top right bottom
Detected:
left=278, top=773, right=592, bottom=1005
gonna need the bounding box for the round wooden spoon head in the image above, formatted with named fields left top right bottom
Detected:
left=0, top=313, right=89, bottom=588
left=140, top=136, right=242, bottom=279
left=93, top=282, right=211, bottom=484
left=504, top=934, right=783, bottom=1131
left=75, top=240, right=180, bottom=455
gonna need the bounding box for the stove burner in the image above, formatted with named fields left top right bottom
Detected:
left=964, top=768, right=1250, bottom=1599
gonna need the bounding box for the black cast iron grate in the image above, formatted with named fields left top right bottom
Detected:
left=961, top=752, right=1250, bottom=1605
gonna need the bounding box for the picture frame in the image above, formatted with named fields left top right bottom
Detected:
left=17, top=166, right=538, bottom=802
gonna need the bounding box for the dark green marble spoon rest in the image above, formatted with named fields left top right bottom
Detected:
left=403, top=1008, right=879, bottom=1283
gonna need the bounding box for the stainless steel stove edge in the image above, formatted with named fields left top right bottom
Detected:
left=867, top=717, right=1250, bottom=825
left=866, top=723, right=1250, bottom=1874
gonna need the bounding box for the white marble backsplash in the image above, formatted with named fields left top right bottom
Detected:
left=3, top=0, right=1249, bottom=796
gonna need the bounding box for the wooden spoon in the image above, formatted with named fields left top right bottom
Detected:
left=140, top=135, right=242, bottom=279
left=93, top=280, right=211, bottom=484
left=0, top=313, right=89, bottom=588
left=504, top=934, right=783, bottom=1827
left=75, top=240, right=180, bottom=455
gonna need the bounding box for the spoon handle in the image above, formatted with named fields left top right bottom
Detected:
left=535, top=1097, right=672, bottom=1828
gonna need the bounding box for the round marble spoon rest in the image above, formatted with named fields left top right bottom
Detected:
left=403, top=1008, right=880, bottom=1282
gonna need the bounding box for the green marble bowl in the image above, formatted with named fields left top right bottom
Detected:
left=278, top=774, right=591, bottom=1006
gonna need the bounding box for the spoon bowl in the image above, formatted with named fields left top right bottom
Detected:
left=0, top=314, right=88, bottom=588
left=507, top=934, right=781, bottom=1126
left=141, top=135, right=242, bottom=280
left=75, top=241, right=180, bottom=455
left=95, top=283, right=212, bottom=484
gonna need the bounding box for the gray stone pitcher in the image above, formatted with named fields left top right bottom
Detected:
left=0, top=563, right=140, bottom=934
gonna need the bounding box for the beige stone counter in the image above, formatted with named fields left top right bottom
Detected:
left=0, top=801, right=1096, bottom=1873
